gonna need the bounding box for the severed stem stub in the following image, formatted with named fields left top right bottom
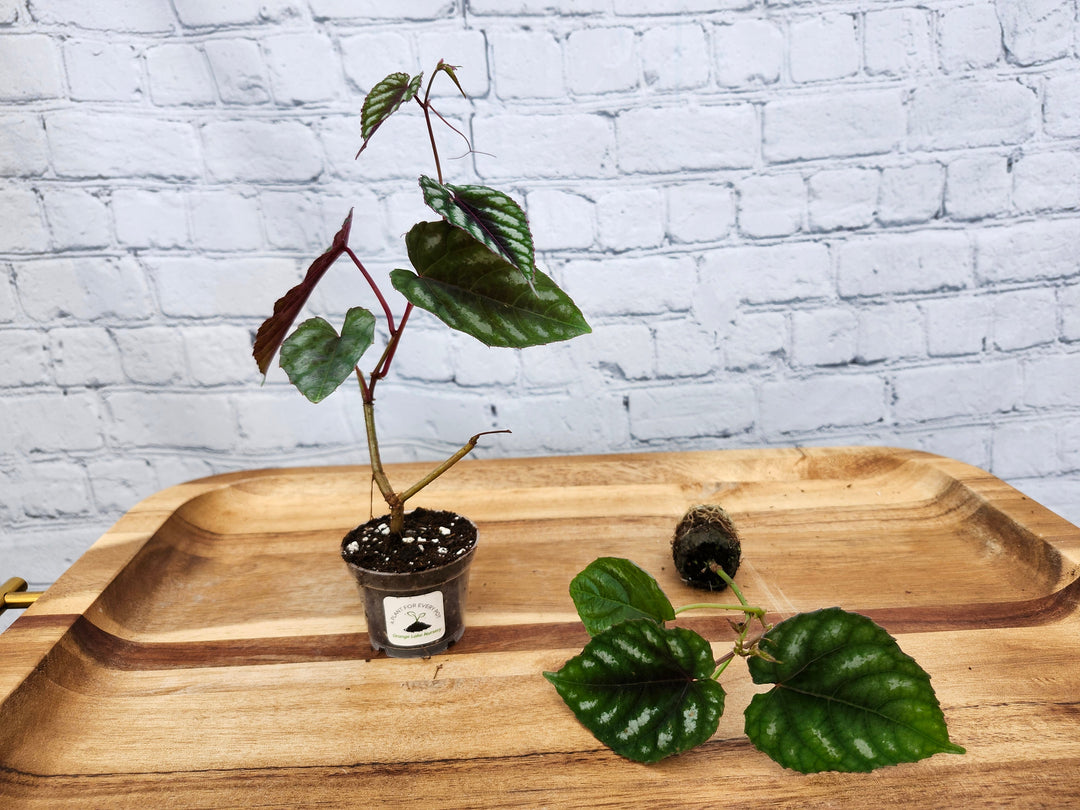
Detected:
left=672, top=504, right=742, bottom=591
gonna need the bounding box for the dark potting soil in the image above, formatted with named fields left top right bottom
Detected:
left=340, top=507, right=477, bottom=574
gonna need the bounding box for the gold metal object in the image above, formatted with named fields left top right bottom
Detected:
left=1, top=578, right=43, bottom=615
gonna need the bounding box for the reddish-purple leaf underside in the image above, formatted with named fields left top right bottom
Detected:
left=252, top=209, right=353, bottom=376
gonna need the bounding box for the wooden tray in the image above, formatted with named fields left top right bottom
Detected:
left=2, top=447, right=1079, bottom=807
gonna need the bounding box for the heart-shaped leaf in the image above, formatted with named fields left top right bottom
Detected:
left=569, top=557, right=676, bottom=637
left=390, top=220, right=590, bottom=348
left=357, top=71, right=423, bottom=156
left=544, top=619, right=726, bottom=763
left=279, top=307, right=376, bottom=403
left=253, top=210, right=353, bottom=376
left=419, top=175, right=536, bottom=283
left=744, top=607, right=966, bottom=773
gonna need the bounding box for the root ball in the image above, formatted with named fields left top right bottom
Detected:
left=671, top=504, right=741, bottom=591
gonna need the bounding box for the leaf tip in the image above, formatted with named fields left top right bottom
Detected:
left=436, top=59, right=467, bottom=98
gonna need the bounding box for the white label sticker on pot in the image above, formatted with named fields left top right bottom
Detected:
left=383, top=591, right=446, bottom=647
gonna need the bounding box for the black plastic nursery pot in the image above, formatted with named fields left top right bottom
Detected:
left=341, top=509, right=477, bottom=658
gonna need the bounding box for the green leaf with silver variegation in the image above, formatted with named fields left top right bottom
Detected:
left=744, top=607, right=966, bottom=774
left=391, top=220, right=590, bottom=348
left=419, top=175, right=536, bottom=284
left=279, top=307, right=376, bottom=403
left=544, top=619, right=726, bottom=763
left=569, top=557, right=676, bottom=637
left=357, top=72, right=424, bottom=156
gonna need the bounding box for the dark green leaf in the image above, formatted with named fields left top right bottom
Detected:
left=544, top=619, right=725, bottom=763
left=253, top=210, right=353, bottom=376
left=279, top=307, right=375, bottom=403
left=357, top=72, right=423, bottom=156
left=391, top=220, right=590, bottom=348
left=569, top=557, right=676, bottom=636
left=419, top=175, right=536, bottom=283
left=744, top=607, right=965, bottom=773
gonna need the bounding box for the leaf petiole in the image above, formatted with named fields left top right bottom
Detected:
left=344, top=246, right=396, bottom=331
left=674, top=602, right=765, bottom=618
left=711, top=654, right=735, bottom=680
left=714, top=567, right=752, bottom=609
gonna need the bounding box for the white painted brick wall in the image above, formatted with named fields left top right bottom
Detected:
left=938, top=3, right=1001, bottom=72
left=3, top=1, right=1080, bottom=629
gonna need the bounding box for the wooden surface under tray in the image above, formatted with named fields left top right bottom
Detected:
left=2, top=447, right=1079, bottom=807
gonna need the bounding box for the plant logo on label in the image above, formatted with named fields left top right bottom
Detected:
left=383, top=591, right=446, bottom=646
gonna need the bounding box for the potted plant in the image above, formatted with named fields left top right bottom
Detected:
left=252, top=62, right=591, bottom=657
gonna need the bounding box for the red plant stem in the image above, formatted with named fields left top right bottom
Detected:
left=363, top=302, right=413, bottom=402
left=345, top=246, right=396, bottom=331
left=428, top=106, right=474, bottom=157
left=376, top=303, right=412, bottom=379
left=355, top=366, right=371, bottom=402
left=419, top=73, right=444, bottom=184
left=422, top=109, right=442, bottom=184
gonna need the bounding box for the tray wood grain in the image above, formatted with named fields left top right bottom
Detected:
left=2, top=447, right=1079, bottom=808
